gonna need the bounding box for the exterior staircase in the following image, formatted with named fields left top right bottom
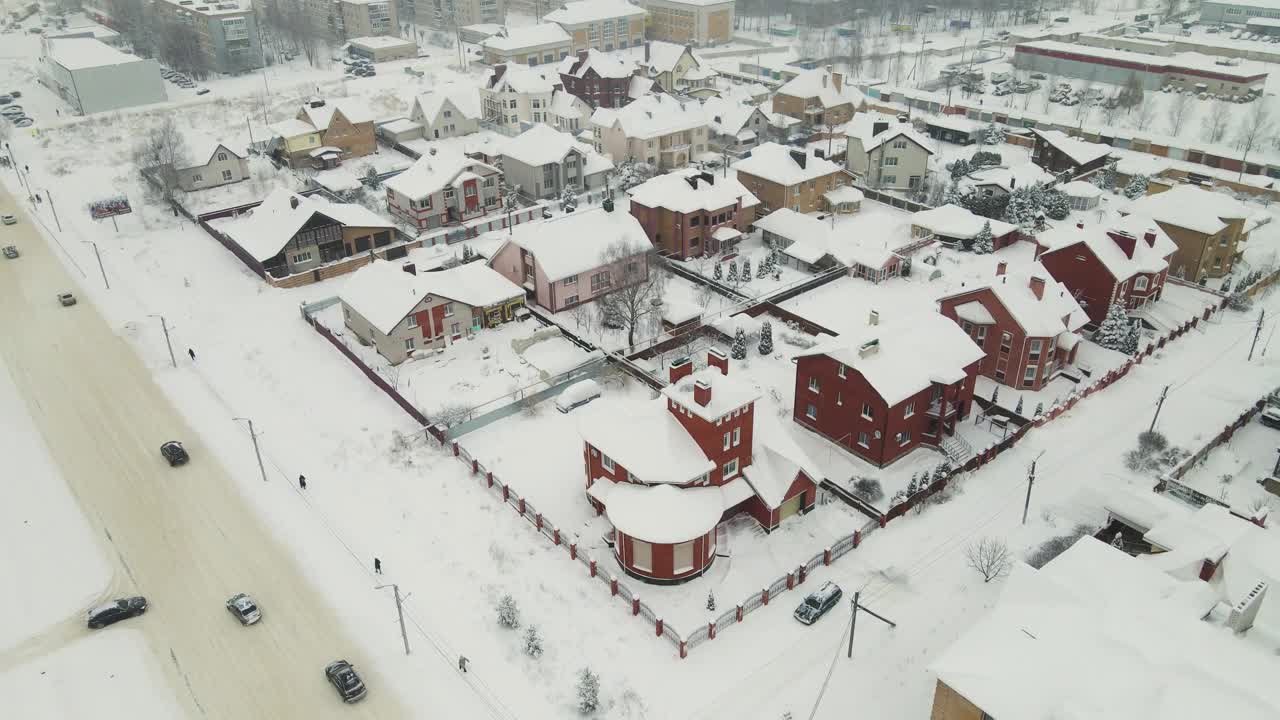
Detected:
left=940, top=434, right=974, bottom=465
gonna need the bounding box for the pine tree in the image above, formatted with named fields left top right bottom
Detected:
left=1004, top=186, right=1039, bottom=233
left=949, top=158, right=971, bottom=180
left=1220, top=276, right=1234, bottom=293
left=1034, top=401, right=1044, bottom=416
left=1015, top=396, right=1024, bottom=415
left=972, top=220, right=994, bottom=254
left=1123, top=319, right=1142, bottom=355
left=576, top=667, right=600, bottom=714
left=731, top=327, right=748, bottom=359
left=932, top=462, right=950, bottom=485
left=943, top=181, right=969, bottom=207
left=706, top=591, right=716, bottom=612
left=1123, top=174, right=1149, bottom=199
left=890, top=490, right=906, bottom=506
left=758, top=320, right=773, bottom=355
left=983, top=122, right=1006, bottom=145
left=497, top=594, right=521, bottom=629
left=713, top=262, right=723, bottom=281
left=727, top=260, right=739, bottom=282
left=1094, top=296, right=1133, bottom=353
left=1041, top=189, right=1070, bottom=220
left=756, top=257, right=769, bottom=278
left=524, top=624, right=544, bottom=658
left=1093, top=158, right=1118, bottom=190
left=741, top=257, right=752, bottom=282
left=906, top=472, right=919, bottom=495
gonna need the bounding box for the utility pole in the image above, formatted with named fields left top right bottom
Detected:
left=148, top=314, right=177, bottom=367
left=1249, top=309, right=1266, bottom=361
left=846, top=591, right=896, bottom=659
left=1149, top=384, right=1169, bottom=433
left=45, top=189, right=62, bottom=231
left=234, top=417, right=268, bottom=482
left=376, top=583, right=412, bottom=655
left=1021, top=453, right=1043, bottom=525
left=82, top=241, right=108, bottom=289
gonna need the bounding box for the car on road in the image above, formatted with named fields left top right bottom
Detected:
left=3, top=245, right=18, bottom=259
left=57, top=291, right=76, bottom=306
left=1, top=214, right=15, bottom=225
left=324, top=660, right=367, bottom=703
left=2, top=107, right=24, bottom=119
left=0, top=95, right=11, bottom=105
left=8, top=91, right=20, bottom=98
left=13, top=117, right=33, bottom=127
left=87, top=596, right=148, bottom=628
left=226, top=593, right=262, bottom=625
left=160, top=440, right=189, bottom=466
left=196, top=88, right=210, bottom=95
left=793, top=580, right=842, bottom=625
left=1261, top=406, right=1280, bottom=428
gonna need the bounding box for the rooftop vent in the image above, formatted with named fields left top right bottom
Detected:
left=789, top=149, right=807, bottom=169
left=858, top=338, right=880, bottom=357
left=1227, top=580, right=1267, bottom=634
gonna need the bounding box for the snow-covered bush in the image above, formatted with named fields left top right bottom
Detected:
left=713, top=262, right=723, bottom=281
left=852, top=477, right=883, bottom=503
left=948, top=158, right=971, bottom=180
left=576, top=667, right=601, bottom=714
left=523, top=624, right=543, bottom=658
left=706, top=591, right=716, bottom=612
left=1123, top=174, right=1149, bottom=199
left=1041, top=188, right=1070, bottom=220
left=1123, top=430, right=1188, bottom=475
left=731, top=328, right=748, bottom=360
left=496, top=594, right=521, bottom=629
left=741, top=257, right=752, bottom=281
left=972, top=221, right=994, bottom=255
left=758, top=321, right=773, bottom=355
left=970, top=149, right=1002, bottom=167
left=982, top=122, right=1006, bottom=145
left=1093, top=297, right=1133, bottom=354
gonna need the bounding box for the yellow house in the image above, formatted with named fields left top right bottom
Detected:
left=268, top=118, right=323, bottom=167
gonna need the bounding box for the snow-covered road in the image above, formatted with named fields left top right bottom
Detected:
left=0, top=185, right=415, bottom=718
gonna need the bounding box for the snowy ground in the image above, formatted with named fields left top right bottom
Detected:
left=1175, top=414, right=1280, bottom=517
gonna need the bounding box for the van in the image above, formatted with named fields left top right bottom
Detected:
left=555, top=379, right=602, bottom=413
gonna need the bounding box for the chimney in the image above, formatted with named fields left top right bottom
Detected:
left=868, top=309, right=879, bottom=326
left=289, top=196, right=300, bottom=210
left=402, top=262, right=416, bottom=275
left=1227, top=580, right=1268, bottom=634
left=699, top=171, right=715, bottom=186
left=576, top=48, right=588, bottom=66
left=1144, top=229, right=1157, bottom=248
left=1009, top=177, right=1016, bottom=190
left=822, top=73, right=827, bottom=88
left=1076, top=221, right=1085, bottom=229
left=694, top=378, right=712, bottom=407
left=644, top=41, right=650, bottom=62
left=309, top=98, right=326, bottom=108
left=832, top=71, right=843, bottom=92
left=669, top=356, right=694, bottom=384
left=858, top=339, right=879, bottom=358
left=1029, top=275, right=1046, bottom=300
left=872, top=120, right=889, bottom=137
left=707, top=347, right=729, bottom=375
left=789, top=149, right=807, bottom=169
left=492, top=64, right=507, bottom=86
left=996, top=261, right=1007, bottom=276
left=1108, top=230, right=1137, bottom=260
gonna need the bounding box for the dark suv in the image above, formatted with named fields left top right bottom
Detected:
left=794, top=581, right=842, bottom=625
left=325, top=660, right=367, bottom=703
left=160, top=441, right=189, bottom=466
left=87, top=597, right=148, bottom=629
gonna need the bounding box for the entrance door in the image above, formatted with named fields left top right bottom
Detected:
left=778, top=494, right=803, bottom=523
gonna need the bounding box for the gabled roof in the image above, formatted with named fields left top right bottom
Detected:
left=299, top=99, right=373, bottom=131
left=732, top=142, right=842, bottom=186
left=181, top=131, right=247, bottom=168
left=776, top=67, right=865, bottom=109
left=911, top=204, right=1018, bottom=240
left=627, top=167, right=758, bottom=213
left=383, top=149, right=499, bottom=200
left=641, top=40, right=700, bottom=75
left=941, top=264, right=1089, bottom=338
left=795, top=312, right=984, bottom=406
left=413, top=83, right=482, bottom=125
left=590, top=94, right=706, bottom=140
left=660, top=366, right=760, bottom=423
left=544, top=0, right=645, bottom=25
left=963, top=163, right=1054, bottom=194
left=485, top=64, right=558, bottom=94
left=268, top=118, right=320, bottom=139
left=742, top=417, right=822, bottom=509
left=577, top=399, right=715, bottom=485
left=481, top=23, right=571, bottom=51
left=493, top=207, right=648, bottom=281
left=844, top=112, right=933, bottom=154
left=501, top=123, right=603, bottom=168
left=341, top=260, right=524, bottom=335
left=1031, top=128, right=1111, bottom=166
left=757, top=208, right=905, bottom=270
left=1124, top=184, right=1252, bottom=236
left=701, top=95, right=766, bottom=137
left=219, top=189, right=392, bottom=262
left=1038, top=215, right=1176, bottom=282
left=558, top=48, right=635, bottom=79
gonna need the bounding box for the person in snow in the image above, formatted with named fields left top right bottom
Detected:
left=299, top=474, right=307, bottom=490
left=374, top=557, right=382, bottom=574
left=458, top=656, right=468, bottom=673
left=188, top=348, right=196, bottom=361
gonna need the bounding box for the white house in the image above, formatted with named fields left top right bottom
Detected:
left=845, top=112, right=934, bottom=192
left=383, top=148, right=504, bottom=230
left=590, top=93, right=709, bottom=169
left=480, top=63, right=559, bottom=132
left=174, top=133, right=250, bottom=192
left=410, top=83, right=483, bottom=141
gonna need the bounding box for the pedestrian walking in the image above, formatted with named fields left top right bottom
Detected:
left=374, top=557, right=382, bottom=574
left=299, top=474, right=307, bottom=490
left=188, top=348, right=196, bottom=361
left=458, top=655, right=468, bottom=673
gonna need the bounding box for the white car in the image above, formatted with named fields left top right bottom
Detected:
left=1, top=214, right=15, bottom=225
left=225, top=593, right=262, bottom=625
left=556, top=379, right=602, bottom=413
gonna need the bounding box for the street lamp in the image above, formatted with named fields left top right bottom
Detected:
left=233, top=417, right=268, bottom=483
left=81, top=241, right=108, bottom=289
left=375, top=584, right=412, bottom=655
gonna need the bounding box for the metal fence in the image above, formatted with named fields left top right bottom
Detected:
left=768, top=575, right=790, bottom=597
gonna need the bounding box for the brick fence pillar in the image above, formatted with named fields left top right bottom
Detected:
left=853, top=529, right=861, bottom=548
left=786, top=572, right=794, bottom=590
left=680, top=640, right=687, bottom=659
left=823, top=547, right=831, bottom=565
left=502, top=485, right=509, bottom=502
left=708, top=621, right=716, bottom=640
left=518, top=498, right=526, bottom=514
left=878, top=515, right=886, bottom=528
left=553, top=528, right=560, bottom=545
left=486, top=471, right=493, bottom=487
left=736, top=604, right=744, bottom=622
left=451, top=441, right=459, bottom=456
left=610, top=576, right=618, bottom=596
left=655, top=618, right=663, bottom=637
left=471, top=458, right=478, bottom=474
left=798, top=564, right=807, bottom=584
left=632, top=596, right=640, bottom=615
left=535, top=513, right=543, bottom=531
left=762, top=588, right=770, bottom=606
left=589, top=559, right=597, bottom=577
left=570, top=542, right=577, bottom=560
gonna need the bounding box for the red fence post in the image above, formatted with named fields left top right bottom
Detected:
left=655, top=618, right=663, bottom=637
left=853, top=529, right=862, bottom=548
left=502, top=485, right=509, bottom=502
left=708, top=621, right=716, bottom=640
left=632, top=596, right=640, bottom=615
left=786, top=572, right=795, bottom=590
left=553, top=528, right=560, bottom=545
left=798, top=564, right=807, bottom=584
left=570, top=542, right=577, bottom=560
left=680, top=640, right=687, bottom=659
left=452, top=441, right=459, bottom=457
left=471, top=458, right=478, bottom=475
left=762, top=588, right=770, bottom=606
left=610, top=576, right=618, bottom=596
left=878, top=515, right=887, bottom=528
left=589, top=559, right=597, bottom=577
left=823, top=547, right=831, bottom=566
left=536, top=513, right=543, bottom=531
left=485, top=471, right=494, bottom=487
left=736, top=604, right=744, bottom=622
left=518, top=498, right=526, bottom=514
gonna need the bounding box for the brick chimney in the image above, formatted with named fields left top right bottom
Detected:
left=832, top=71, right=843, bottom=92
left=1077, top=221, right=1084, bottom=229
left=669, top=356, right=693, bottom=384
left=1029, top=275, right=1046, bottom=300
left=996, top=261, right=1007, bottom=276
left=1144, top=229, right=1157, bottom=248
left=1108, top=230, right=1137, bottom=260
left=821, top=73, right=827, bottom=88
left=402, top=262, right=416, bottom=275
left=707, top=347, right=729, bottom=375
left=694, top=378, right=712, bottom=406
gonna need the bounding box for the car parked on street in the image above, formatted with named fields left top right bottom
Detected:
left=0, top=95, right=11, bottom=105
left=3, top=245, right=18, bottom=259
left=556, top=379, right=602, bottom=413
left=87, top=597, right=148, bottom=628
left=226, top=593, right=262, bottom=625
left=1, top=214, right=15, bottom=225
left=324, top=660, right=368, bottom=703
left=13, top=117, right=34, bottom=127
left=1260, top=406, right=1280, bottom=428
left=57, top=291, right=76, bottom=306
left=794, top=581, right=842, bottom=625
left=161, top=440, right=189, bottom=466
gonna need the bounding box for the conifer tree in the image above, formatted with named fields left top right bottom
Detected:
left=731, top=327, right=748, bottom=359
left=758, top=321, right=773, bottom=355
left=1095, top=296, right=1133, bottom=353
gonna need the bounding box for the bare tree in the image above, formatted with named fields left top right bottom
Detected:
left=965, top=537, right=1011, bottom=583
left=1132, top=94, right=1157, bottom=131
left=1100, top=91, right=1125, bottom=126
left=134, top=114, right=189, bottom=202
left=1165, top=92, right=1194, bottom=136
left=1202, top=99, right=1231, bottom=143
left=595, top=242, right=665, bottom=349
left=1234, top=100, right=1273, bottom=181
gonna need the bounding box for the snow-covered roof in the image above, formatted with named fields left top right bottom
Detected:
left=591, top=94, right=706, bottom=140
left=384, top=149, right=498, bottom=200
left=1031, top=128, right=1112, bottom=167
left=500, top=124, right=611, bottom=173
left=348, top=35, right=416, bottom=50
left=953, top=301, right=995, bottom=325
left=314, top=167, right=363, bottom=192
left=845, top=112, right=933, bottom=154
left=824, top=185, right=864, bottom=204
left=1017, top=39, right=1270, bottom=82
left=544, top=0, right=645, bottom=25
left=1038, top=216, right=1176, bottom=281
left=44, top=38, right=142, bottom=70
left=640, top=40, right=699, bottom=75
left=776, top=67, right=865, bottom=109
left=341, top=259, right=523, bottom=335
left=1124, top=184, right=1252, bottom=236
left=300, top=99, right=374, bottom=131
left=963, top=163, right=1054, bottom=194
left=549, top=88, right=588, bottom=119
left=181, top=132, right=247, bottom=167
left=795, top=312, right=984, bottom=406
left=911, top=204, right=1017, bottom=240
left=558, top=48, right=635, bottom=79
left=732, top=142, right=842, bottom=186
left=413, top=83, right=482, bottom=125
left=268, top=118, right=318, bottom=139
left=481, top=23, right=571, bottom=51
left=758, top=208, right=905, bottom=269
left=660, top=366, right=760, bottom=423
left=942, top=265, right=1089, bottom=337
left=701, top=96, right=763, bottom=137
left=578, top=400, right=714, bottom=485
left=742, top=417, right=822, bottom=509
left=923, top=113, right=983, bottom=133
left=1058, top=179, right=1104, bottom=198
left=219, top=189, right=392, bottom=263
left=379, top=118, right=423, bottom=134
left=662, top=298, right=702, bottom=325
left=485, top=64, right=558, bottom=94
left=496, top=207, right=648, bottom=282
left=931, top=537, right=1279, bottom=720
left=627, top=75, right=655, bottom=101
left=627, top=167, right=758, bottom=213
left=604, top=483, right=725, bottom=544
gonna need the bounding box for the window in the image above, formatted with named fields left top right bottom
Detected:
left=564, top=294, right=579, bottom=305
left=882, top=175, right=896, bottom=185
left=217, top=152, right=228, bottom=161
left=407, top=315, right=419, bottom=329
left=732, top=427, right=741, bottom=447
left=1029, top=339, right=1042, bottom=360
left=805, top=403, right=817, bottom=419
left=904, top=402, right=915, bottom=418
left=808, top=377, right=820, bottom=393
left=723, top=458, right=739, bottom=477
left=857, top=432, right=869, bottom=447
left=464, top=185, right=476, bottom=197
left=1134, top=276, right=1149, bottom=291
left=1023, top=365, right=1037, bottom=386
left=590, top=271, right=611, bottom=291
left=563, top=275, right=578, bottom=285
left=450, top=322, right=460, bottom=335
left=508, top=100, right=517, bottom=109
left=404, top=338, right=415, bottom=350
left=673, top=541, right=694, bottom=574
left=531, top=99, right=542, bottom=109
left=976, top=326, right=987, bottom=344
left=1000, top=332, right=1012, bottom=353
left=883, top=156, right=899, bottom=166
left=896, top=431, right=911, bottom=446
left=291, top=251, right=313, bottom=263
left=602, top=454, right=615, bottom=471
left=691, top=216, right=700, bottom=226
left=444, top=110, right=452, bottom=118
left=443, top=302, right=454, bottom=316
left=192, top=173, right=203, bottom=182
left=861, top=403, right=873, bottom=420
left=723, top=432, right=731, bottom=451
left=631, top=538, right=651, bottom=572
left=221, top=169, right=233, bottom=181
left=837, top=363, right=846, bottom=378
left=892, top=139, right=907, bottom=149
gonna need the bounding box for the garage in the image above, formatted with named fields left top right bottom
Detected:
left=778, top=493, right=804, bottom=523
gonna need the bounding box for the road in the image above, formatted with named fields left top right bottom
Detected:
left=0, top=187, right=414, bottom=717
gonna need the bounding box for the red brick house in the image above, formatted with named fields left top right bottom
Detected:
left=792, top=313, right=984, bottom=467
left=383, top=149, right=504, bottom=231
left=938, top=263, right=1090, bottom=391
left=580, top=349, right=820, bottom=584
left=627, top=168, right=759, bottom=259
left=1035, top=217, right=1176, bottom=325
left=1030, top=129, right=1111, bottom=177
left=558, top=48, right=642, bottom=109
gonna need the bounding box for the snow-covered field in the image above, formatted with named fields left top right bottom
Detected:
left=1175, top=415, right=1280, bottom=516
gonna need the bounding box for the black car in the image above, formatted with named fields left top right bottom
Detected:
left=160, top=441, right=189, bottom=466
left=87, top=597, right=148, bottom=629
left=1260, top=406, right=1280, bottom=429
left=325, top=660, right=368, bottom=703
left=793, top=581, right=842, bottom=625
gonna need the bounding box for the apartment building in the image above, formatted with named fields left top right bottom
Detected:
left=590, top=93, right=709, bottom=170
left=417, top=0, right=504, bottom=30
left=339, top=0, right=397, bottom=38
left=481, top=63, right=557, bottom=131
left=544, top=0, right=646, bottom=52
left=637, top=0, right=733, bottom=46
left=732, top=142, right=846, bottom=215
left=150, top=0, right=262, bottom=74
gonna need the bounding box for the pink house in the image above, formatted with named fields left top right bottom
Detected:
left=488, top=205, right=653, bottom=312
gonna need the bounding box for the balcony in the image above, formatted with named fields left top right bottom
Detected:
left=927, top=399, right=958, bottom=418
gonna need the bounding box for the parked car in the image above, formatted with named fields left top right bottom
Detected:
left=1260, top=406, right=1280, bottom=428
left=2, top=106, right=25, bottom=118
left=160, top=440, right=189, bottom=466
left=225, top=593, right=262, bottom=625
left=196, top=88, right=210, bottom=95
left=1, top=214, right=15, bottom=225
left=57, top=291, right=76, bottom=306
left=794, top=581, right=842, bottom=625
left=556, top=379, right=602, bottom=413
left=87, top=597, right=148, bottom=629
left=3, top=245, right=18, bottom=259
left=0, top=95, right=11, bottom=104
left=13, top=117, right=33, bottom=127
left=9, top=90, right=20, bottom=98
left=324, top=660, right=368, bottom=703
